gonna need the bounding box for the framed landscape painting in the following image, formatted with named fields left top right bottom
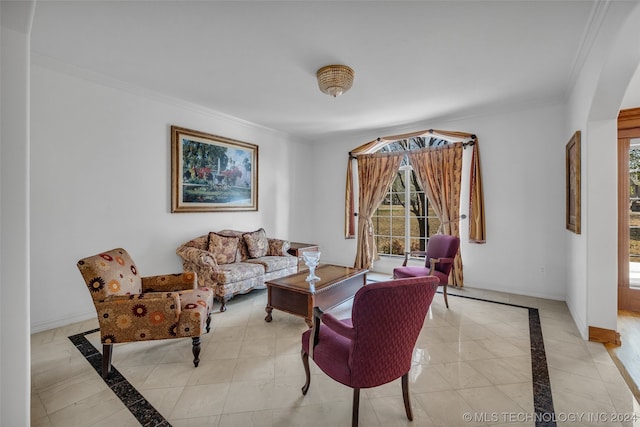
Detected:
left=566, top=130, right=581, bottom=234
left=171, top=126, right=258, bottom=212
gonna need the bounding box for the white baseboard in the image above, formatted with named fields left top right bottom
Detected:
left=31, top=311, right=96, bottom=334
left=566, top=299, right=589, bottom=340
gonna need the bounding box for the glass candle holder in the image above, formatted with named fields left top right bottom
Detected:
left=302, top=251, right=321, bottom=282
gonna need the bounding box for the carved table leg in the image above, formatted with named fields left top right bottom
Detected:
left=265, top=306, right=273, bottom=322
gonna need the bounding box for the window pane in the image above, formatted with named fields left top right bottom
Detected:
left=391, top=216, right=405, bottom=236
left=391, top=174, right=405, bottom=194
left=630, top=228, right=640, bottom=262
left=408, top=195, right=423, bottom=214
left=381, top=141, right=405, bottom=153
left=409, top=237, right=425, bottom=252
left=427, top=218, right=441, bottom=237
left=630, top=146, right=640, bottom=263
left=407, top=137, right=426, bottom=150
left=371, top=154, right=442, bottom=256
left=390, top=237, right=405, bottom=255
left=407, top=172, right=419, bottom=192
left=409, top=214, right=420, bottom=233
left=372, top=215, right=389, bottom=237
left=376, top=236, right=391, bottom=255
left=373, top=205, right=387, bottom=216
left=392, top=192, right=405, bottom=207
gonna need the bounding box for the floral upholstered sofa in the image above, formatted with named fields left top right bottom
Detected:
left=176, top=228, right=298, bottom=312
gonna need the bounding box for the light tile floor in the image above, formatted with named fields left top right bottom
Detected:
left=31, top=279, right=640, bottom=427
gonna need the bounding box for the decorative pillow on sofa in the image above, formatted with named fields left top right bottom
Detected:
left=243, top=228, right=268, bottom=258
left=207, top=232, right=240, bottom=265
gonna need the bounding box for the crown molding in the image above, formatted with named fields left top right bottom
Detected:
left=30, top=51, right=305, bottom=142
left=564, top=0, right=611, bottom=99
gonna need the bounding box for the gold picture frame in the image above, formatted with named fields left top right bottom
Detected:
left=566, top=130, right=581, bottom=234
left=171, top=126, right=258, bottom=212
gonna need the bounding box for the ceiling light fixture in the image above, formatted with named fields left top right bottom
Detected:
left=316, top=64, right=354, bottom=97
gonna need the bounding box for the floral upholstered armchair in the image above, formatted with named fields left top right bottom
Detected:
left=77, top=248, right=214, bottom=378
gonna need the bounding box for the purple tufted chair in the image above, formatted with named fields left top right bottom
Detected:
left=77, top=248, right=214, bottom=378
left=393, top=234, right=460, bottom=308
left=301, top=276, right=439, bottom=427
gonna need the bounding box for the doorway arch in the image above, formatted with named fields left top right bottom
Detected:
left=584, top=2, right=640, bottom=340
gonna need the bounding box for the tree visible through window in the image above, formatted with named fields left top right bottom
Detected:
left=629, top=144, right=640, bottom=264
left=372, top=137, right=444, bottom=256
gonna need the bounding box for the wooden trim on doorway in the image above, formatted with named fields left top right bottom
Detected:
left=619, top=107, right=640, bottom=129
left=618, top=107, right=640, bottom=312
left=618, top=136, right=630, bottom=290
left=589, top=325, right=621, bottom=346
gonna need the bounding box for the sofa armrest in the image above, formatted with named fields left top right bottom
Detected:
left=267, top=238, right=291, bottom=256
left=176, top=246, right=219, bottom=270
left=142, top=272, right=198, bottom=293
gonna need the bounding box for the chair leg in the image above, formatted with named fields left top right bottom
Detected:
left=352, top=388, right=360, bottom=427
left=442, top=283, right=449, bottom=308
left=301, top=349, right=311, bottom=395
left=402, top=373, right=413, bottom=421
left=102, top=344, right=113, bottom=379
left=219, top=298, right=228, bottom=312
left=192, top=337, right=201, bottom=367
left=206, top=312, right=212, bottom=333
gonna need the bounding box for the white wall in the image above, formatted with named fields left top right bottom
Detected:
left=308, top=1, right=640, bottom=339
left=30, top=63, right=313, bottom=332
left=312, top=103, right=567, bottom=301
left=566, top=1, right=640, bottom=337
left=26, top=0, right=640, bottom=345
left=1, top=1, right=35, bottom=424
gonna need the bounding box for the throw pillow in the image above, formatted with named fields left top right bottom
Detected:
left=243, top=228, right=268, bottom=258
left=207, top=232, right=239, bottom=265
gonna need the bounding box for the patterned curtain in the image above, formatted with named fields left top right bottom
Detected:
left=346, top=129, right=486, bottom=244
left=469, top=143, right=486, bottom=243
left=354, top=151, right=404, bottom=269
left=408, top=144, right=464, bottom=286
left=344, top=157, right=356, bottom=238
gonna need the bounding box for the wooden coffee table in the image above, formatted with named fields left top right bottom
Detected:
left=264, top=264, right=367, bottom=326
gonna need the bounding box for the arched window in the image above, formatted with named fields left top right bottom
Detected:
left=373, top=137, right=448, bottom=255
left=346, top=129, right=486, bottom=286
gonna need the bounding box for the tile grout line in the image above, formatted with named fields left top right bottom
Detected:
left=67, top=293, right=556, bottom=427
left=68, top=329, right=170, bottom=427
left=436, top=291, right=557, bottom=426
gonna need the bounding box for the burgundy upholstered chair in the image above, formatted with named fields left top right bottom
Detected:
left=393, top=234, right=460, bottom=308
left=301, top=276, right=439, bottom=427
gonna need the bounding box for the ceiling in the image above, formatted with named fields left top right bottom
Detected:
left=29, top=1, right=639, bottom=142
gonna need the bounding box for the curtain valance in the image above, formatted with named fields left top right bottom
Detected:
left=345, top=129, right=486, bottom=244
